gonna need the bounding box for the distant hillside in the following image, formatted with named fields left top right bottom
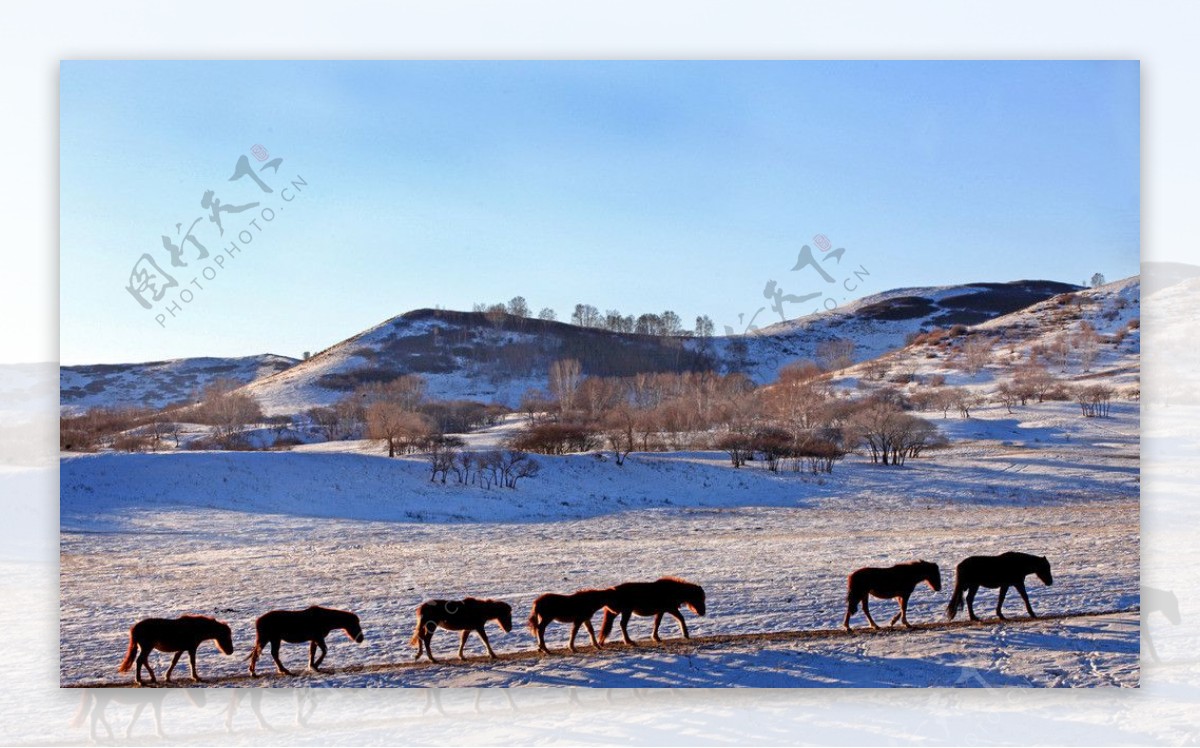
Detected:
left=60, top=354, right=299, bottom=413
left=240, top=280, right=1079, bottom=415
left=831, top=276, right=1140, bottom=394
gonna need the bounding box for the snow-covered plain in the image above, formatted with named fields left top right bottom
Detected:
left=60, top=400, right=1138, bottom=688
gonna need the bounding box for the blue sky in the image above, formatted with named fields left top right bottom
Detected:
left=60, top=61, right=1139, bottom=364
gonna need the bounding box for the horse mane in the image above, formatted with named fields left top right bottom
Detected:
left=464, top=597, right=510, bottom=615
left=657, top=577, right=704, bottom=600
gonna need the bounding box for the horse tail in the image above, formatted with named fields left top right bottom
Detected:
left=410, top=613, right=425, bottom=648
left=247, top=626, right=263, bottom=671
left=117, top=628, right=137, bottom=672
left=947, top=581, right=964, bottom=621
left=598, top=607, right=617, bottom=643
left=527, top=602, right=541, bottom=635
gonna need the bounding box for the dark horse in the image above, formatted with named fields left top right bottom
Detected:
left=599, top=577, right=706, bottom=646
left=947, top=552, right=1053, bottom=621
left=248, top=606, right=364, bottom=677
left=411, top=598, right=513, bottom=663
left=117, top=615, right=234, bottom=685
left=843, top=560, right=942, bottom=631
left=528, top=588, right=615, bottom=653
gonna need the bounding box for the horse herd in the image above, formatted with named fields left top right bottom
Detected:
left=116, top=551, right=1053, bottom=685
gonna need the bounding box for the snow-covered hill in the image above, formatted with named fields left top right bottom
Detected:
left=59, top=354, right=299, bottom=414
left=831, top=276, right=1140, bottom=395
left=238, top=280, right=1077, bottom=415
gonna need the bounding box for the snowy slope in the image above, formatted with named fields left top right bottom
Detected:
left=830, top=276, right=1140, bottom=395
left=60, top=354, right=299, bottom=414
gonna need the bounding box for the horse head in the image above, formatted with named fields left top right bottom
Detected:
left=1037, top=556, right=1053, bottom=586
left=686, top=584, right=707, bottom=616
left=345, top=613, right=365, bottom=644
left=495, top=602, right=514, bottom=633
left=921, top=561, right=942, bottom=592
left=215, top=622, right=235, bottom=655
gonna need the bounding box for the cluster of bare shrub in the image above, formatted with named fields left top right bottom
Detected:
left=1075, top=384, right=1115, bottom=418
left=428, top=442, right=540, bottom=488
left=509, top=358, right=947, bottom=472
left=61, top=379, right=268, bottom=452
left=304, top=375, right=505, bottom=455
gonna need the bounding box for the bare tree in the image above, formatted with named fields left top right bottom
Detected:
left=660, top=310, right=683, bottom=337
left=635, top=313, right=663, bottom=336
left=484, top=303, right=507, bottom=328
left=1076, top=384, right=1115, bottom=417
left=537, top=307, right=557, bottom=321
left=306, top=406, right=343, bottom=441
left=847, top=402, right=941, bottom=466
left=548, top=358, right=583, bottom=413
left=1073, top=321, right=1101, bottom=371
left=193, top=379, right=264, bottom=445
left=366, top=403, right=432, bottom=457
left=817, top=338, right=856, bottom=371
left=959, top=335, right=995, bottom=375
left=602, top=405, right=638, bottom=465
left=571, top=304, right=601, bottom=328
left=716, top=432, right=754, bottom=468
left=694, top=315, right=715, bottom=338
left=507, top=296, right=530, bottom=318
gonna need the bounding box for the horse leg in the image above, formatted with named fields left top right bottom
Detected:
left=271, top=640, right=293, bottom=676
left=424, top=631, right=439, bottom=664
left=138, top=649, right=155, bottom=684
left=536, top=621, right=550, bottom=653
left=619, top=611, right=636, bottom=646
left=458, top=630, right=471, bottom=661
left=569, top=621, right=581, bottom=653
left=1015, top=581, right=1036, bottom=618
left=843, top=595, right=858, bottom=631
left=863, top=598, right=880, bottom=629
left=996, top=586, right=1009, bottom=620
left=188, top=648, right=202, bottom=682
left=309, top=641, right=319, bottom=671
left=479, top=628, right=497, bottom=659
left=890, top=595, right=912, bottom=628
left=166, top=651, right=182, bottom=682
left=652, top=612, right=664, bottom=643
left=966, top=586, right=980, bottom=622
left=668, top=608, right=690, bottom=639
left=314, top=639, right=328, bottom=669
left=584, top=619, right=601, bottom=649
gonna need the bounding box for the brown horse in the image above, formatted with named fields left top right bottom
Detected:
left=528, top=588, right=615, bottom=653
left=248, top=606, right=364, bottom=677
left=947, top=552, right=1053, bottom=621
left=599, top=577, right=706, bottom=646
left=843, top=560, right=942, bottom=631
left=117, top=615, right=234, bottom=685
left=411, top=598, right=513, bottom=663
